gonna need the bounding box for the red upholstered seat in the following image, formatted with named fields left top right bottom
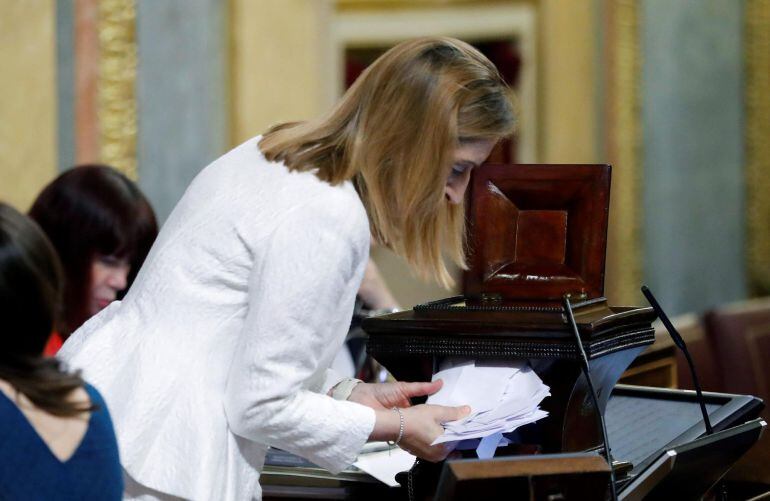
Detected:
left=704, top=297, right=770, bottom=485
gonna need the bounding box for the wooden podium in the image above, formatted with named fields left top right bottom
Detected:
left=363, top=164, right=656, bottom=454
left=434, top=453, right=611, bottom=500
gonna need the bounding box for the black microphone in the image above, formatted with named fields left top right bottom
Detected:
left=641, top=285, right=714, bottom=435
left=562, top=295, right=618, bottom=501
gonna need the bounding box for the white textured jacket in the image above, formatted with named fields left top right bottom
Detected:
left=58, top=136, right=376, bottom=500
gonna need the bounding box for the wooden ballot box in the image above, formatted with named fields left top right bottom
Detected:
left=363, top=164, right=657, bottom=454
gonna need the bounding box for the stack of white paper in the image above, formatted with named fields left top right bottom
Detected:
left=426, top=358, right=550, bottom=458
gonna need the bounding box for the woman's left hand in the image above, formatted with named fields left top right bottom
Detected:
left=347, top=380, right=443, bottom=410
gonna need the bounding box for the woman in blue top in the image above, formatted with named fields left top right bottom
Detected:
left=0, top=202, right=122, bottom=500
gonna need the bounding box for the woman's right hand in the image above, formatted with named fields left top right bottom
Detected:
left=371, top=404, right=470, bottom=462
left=400, top=404, right=470, bottom=461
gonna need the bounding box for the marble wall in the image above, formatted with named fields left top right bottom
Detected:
left=56, top=0, right=76, bottom=170
left=135, top=0, right=229, bottom=222
left=641, top=0, right=746, bottom=314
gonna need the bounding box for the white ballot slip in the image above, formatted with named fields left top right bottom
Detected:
left=353, top=444, right=415, bottom=487
left=427, top=358, right=550, bottom=457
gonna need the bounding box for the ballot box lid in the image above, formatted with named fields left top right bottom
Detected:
left=463, top=164, right=611, bottom=303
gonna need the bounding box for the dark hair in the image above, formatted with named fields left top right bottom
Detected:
left=0, top=203, right=91, bottom=416
left=29, top=165, right=158, bottom=336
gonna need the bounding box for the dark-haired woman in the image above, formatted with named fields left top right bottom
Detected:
left=29, top=165, right=158, bottom=354
left=0, top=203, right=122, bottom=499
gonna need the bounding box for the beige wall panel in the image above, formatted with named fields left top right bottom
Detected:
left=540, top=0, right=597, bottom=163
left=0, top=0, right=58, bottom=211
left=540, top=0, right=640, bottom=304
left=603, top=0, right=642, bottom=306
left=230, top=0, right=331, bottom=145
left=371, top=246, right=460, bottom=308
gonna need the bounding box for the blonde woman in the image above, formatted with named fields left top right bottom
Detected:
left=58, top=37, right=516, bottom=499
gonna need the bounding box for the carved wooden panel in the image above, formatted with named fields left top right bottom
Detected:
left=464, top=164, right=611, bottom=302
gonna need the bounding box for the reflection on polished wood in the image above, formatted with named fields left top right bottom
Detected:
left=464, top=164, right=610, bottom=302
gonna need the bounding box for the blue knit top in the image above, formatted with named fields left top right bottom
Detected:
left=0, top=383, right=123, bottom=500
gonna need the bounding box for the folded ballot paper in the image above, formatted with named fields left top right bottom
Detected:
left=352, top=359, right=549, bottom=486
left=426, top=358, right=550, bottom=458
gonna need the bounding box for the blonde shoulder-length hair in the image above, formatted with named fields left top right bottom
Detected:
left=259, top=37, right=515, bottom=288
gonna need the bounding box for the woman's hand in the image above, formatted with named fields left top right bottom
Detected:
left=370, top=404, right=470, bottom=462
left=353, top=379, right=471, bottom=462
left=348, top=380, right=443, bottom=410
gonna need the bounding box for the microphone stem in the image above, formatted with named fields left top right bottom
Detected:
left=682, top=345, right=714, bottom=435
left=563, top=296, right=618, bottom=501
left=641, top=285, right=714, bottom=436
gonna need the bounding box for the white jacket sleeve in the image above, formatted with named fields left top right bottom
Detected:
left=321, top=368, right=347, bottom=396
left=223, top=196, right=376, bottom=473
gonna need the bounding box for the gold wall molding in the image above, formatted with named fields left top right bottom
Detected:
left=603, top=0, right=642, bottom=305
left=97, top=0, right=137, bottom=179
left=745, top=0, right=770, bottom=295
left=336, top=0, right=523, bottom=10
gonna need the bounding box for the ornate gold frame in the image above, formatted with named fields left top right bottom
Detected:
left=97, top=0, right=137, bottom=179
left=745, top=0, right=770, bottom=295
